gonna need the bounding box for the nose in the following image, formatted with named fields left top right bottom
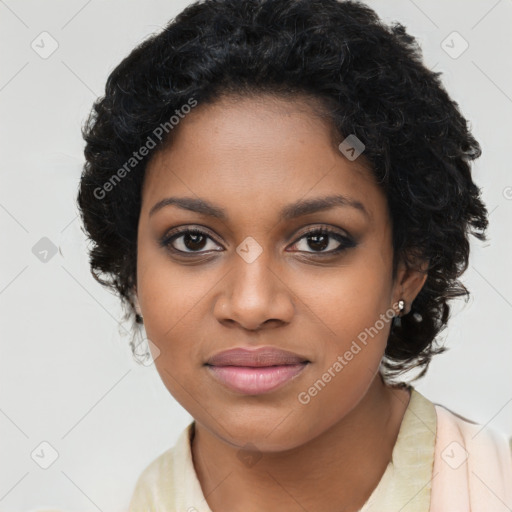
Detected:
left=213, top=252, right=295, bottom=331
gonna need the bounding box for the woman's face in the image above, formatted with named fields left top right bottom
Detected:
left=136, top=94, right=419, bottom=451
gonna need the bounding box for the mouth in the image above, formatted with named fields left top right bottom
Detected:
left=205, top=347, right=310, bottom=395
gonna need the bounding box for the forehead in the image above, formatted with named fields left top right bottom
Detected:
left=142, top=94, right=386, bottom=225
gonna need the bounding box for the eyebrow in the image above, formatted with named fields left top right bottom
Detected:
left=149, top=194, right=370, bottom=221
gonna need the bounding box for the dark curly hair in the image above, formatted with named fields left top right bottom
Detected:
left=77, top=0, right=488, bottom=381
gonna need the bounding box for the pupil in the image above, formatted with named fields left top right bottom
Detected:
left=185, top=233, right=205, bottom=250
left=309, top=234, right=328, bottom=251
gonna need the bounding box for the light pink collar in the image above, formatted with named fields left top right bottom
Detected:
left=430, top=404, right=512, bottom=511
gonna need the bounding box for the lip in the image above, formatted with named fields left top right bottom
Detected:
left=205, top=347, right=310, bottom=395
left=206, top=347, right=309, bottom=366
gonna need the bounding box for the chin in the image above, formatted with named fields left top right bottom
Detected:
left=203, top=411, right=315, bottom=453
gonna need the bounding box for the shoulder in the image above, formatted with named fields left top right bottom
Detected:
left=129, top=444, right=176, bottom=511
left=434, top=402, right=511, bottom=455
left=407, top=388, right=512, bottom=460
left=128, top=421, right=197, bottom=510
left=431, top=402, right=512, bottom=508
left=129, top=421, right=211, bottom=511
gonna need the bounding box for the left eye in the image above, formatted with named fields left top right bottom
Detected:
left=289, top=228, right=354, bottom=254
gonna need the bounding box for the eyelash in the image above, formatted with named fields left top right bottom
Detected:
left=160, top=225, right=356, bottom=257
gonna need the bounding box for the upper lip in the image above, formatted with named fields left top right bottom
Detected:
left=206, top=347, right=310, bottom=367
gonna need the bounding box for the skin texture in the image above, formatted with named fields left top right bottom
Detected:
left=135, top=94, right=428, bottom=512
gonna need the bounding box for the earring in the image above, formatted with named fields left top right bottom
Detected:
left=412, top=312, right=423, bottom=322
left=394, top=299, right=405, bottom=328
left=394, top=299, right=423, bottom=325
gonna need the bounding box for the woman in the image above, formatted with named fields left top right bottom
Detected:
left=77, top=0, right=512, bottom=510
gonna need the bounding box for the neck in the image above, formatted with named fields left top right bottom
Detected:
left=191, top=375, right=411, bottom=512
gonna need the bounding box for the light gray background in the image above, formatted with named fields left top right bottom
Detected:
left=1, top=0, right=511, bottom=510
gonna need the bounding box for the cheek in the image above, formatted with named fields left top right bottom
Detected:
left=292, top=257, right=393, bottom=343
left=291, top=272, right=393, bottom=436
left=139, top=270, right=208, bottom=356
left=138, top=265, right=208, bottom=411
left=137, top=239, right=211, bottom=329
left=289, top=258, right=393, bottom=394
left=136, top=246, right=212, bottom=382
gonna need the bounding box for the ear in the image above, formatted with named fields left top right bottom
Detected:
left=392, top=254, right=429, bottom=314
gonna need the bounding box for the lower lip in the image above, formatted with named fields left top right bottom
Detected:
left=206, top=363, right=308, bottom=395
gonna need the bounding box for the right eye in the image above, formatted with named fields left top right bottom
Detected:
left=161, top=228, right=223, bottom=254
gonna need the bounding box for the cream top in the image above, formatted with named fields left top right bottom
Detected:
left=129, top=387, right=441, bottom=511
